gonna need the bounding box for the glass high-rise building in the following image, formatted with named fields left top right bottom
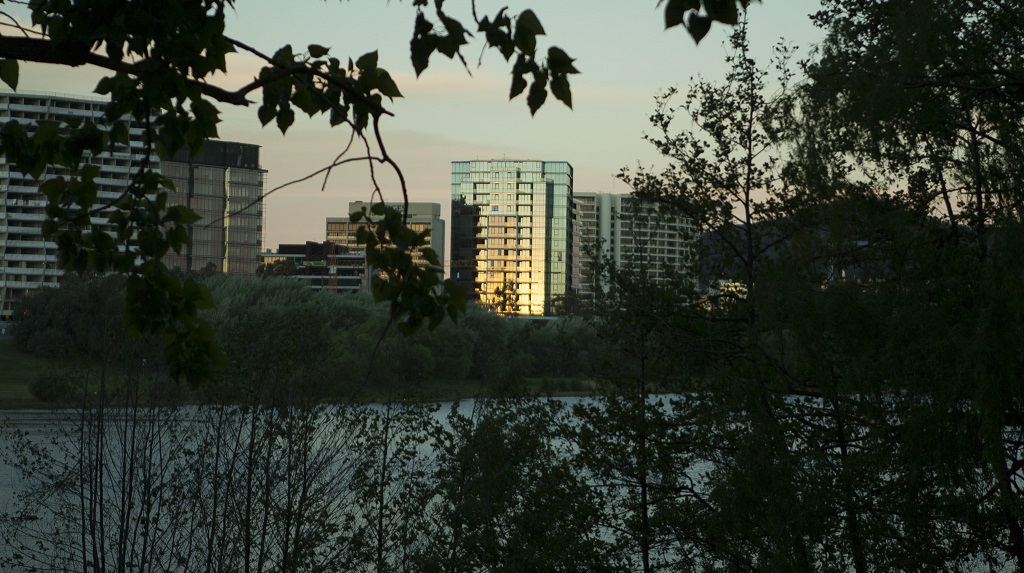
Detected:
left=451, top=160, right=572, bottom=316
left=162, top=141, right=266, bottom=275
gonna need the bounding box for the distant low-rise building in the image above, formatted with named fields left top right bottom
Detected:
left=261, top=201, right=444, bottom=295
left=326, top=201, right=445, bottom=270
left=261, top=242, right=367, bottom=293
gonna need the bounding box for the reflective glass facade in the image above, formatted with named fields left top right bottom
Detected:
left=163, top=141, right=265, bottom=275
left=451, top=160, right=573, bottom=316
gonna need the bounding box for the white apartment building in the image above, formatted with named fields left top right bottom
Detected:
left=572, top=192, right=695, bottom=296
left=0, top=92, right=150, bottom=319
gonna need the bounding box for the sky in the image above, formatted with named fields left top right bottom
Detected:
left=8, top=0, right=825, bottom=250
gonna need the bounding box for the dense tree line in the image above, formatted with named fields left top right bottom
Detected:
left=11, top=273, right=605, bottom=403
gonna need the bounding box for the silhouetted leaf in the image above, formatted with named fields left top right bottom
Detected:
left=376, top=70, right=403, bottom=99
left=308, top=44, right=330, bottom=58
left=514, top=9, right=545, bottom=53
left=664, top=0, right=700, bottom=29
left=547, top=46, right=578, bottom=75
left=510, top=74, right=527, bottom=99
left=276, top=105, right=295, bottom=133
left=527, top=79, right=547, bottom=115
left=551, top=75, right=572, bottom=108
left=357, top=50, right=379, bottom=71
left=687, top=13, right=713, bottom=44
left=704, top=0, right=740, bottom=26
left=0, top=59, right=19, bottom=91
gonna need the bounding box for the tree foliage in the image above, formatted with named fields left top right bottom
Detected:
left=256, top=257, right=296, bottom=278
left=601, top=5, right=1024, bottom=571
left=12, top=274, right=608, bottom=401
left=804, top=0, right=1024, bottom=250
left=623, top=19, right=799, bottom=303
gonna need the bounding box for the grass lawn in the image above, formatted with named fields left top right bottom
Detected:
left=0, top=338, right=48, bottom=406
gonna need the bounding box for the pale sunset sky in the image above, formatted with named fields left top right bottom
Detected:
left=8, top=0, right=824, bottom=248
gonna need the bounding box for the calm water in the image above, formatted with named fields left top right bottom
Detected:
left=0, top=410, right=71, bottom=514
left=2, top=400, right=1008, bottom=573
left=0, top=400, right=494, bottom=515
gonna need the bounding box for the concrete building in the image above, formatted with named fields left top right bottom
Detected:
left=0, top=92, right=150, bottom=319
left=572, top=192, right=695, bottom=296
left=162, top=141, right=266, bottom=275
left=326, top=201, right=445, bottom=269
left=451, top=160, right=573, bottom=316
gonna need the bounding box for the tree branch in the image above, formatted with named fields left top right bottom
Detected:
left=224, top=35, right=393, bottom=118
left=0, top=36, right=251, bottom=106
